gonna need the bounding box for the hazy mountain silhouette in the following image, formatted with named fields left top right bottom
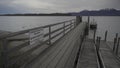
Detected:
left=71, top=8, right=120, bottom=16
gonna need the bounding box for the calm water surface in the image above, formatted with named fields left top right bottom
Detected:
left=83, top=16, right=120, bottom=41
left=0, top=16, right=120, bottom=41
left=0, top=16, right=75, bottom=32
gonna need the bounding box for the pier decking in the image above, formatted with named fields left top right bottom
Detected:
left=76, top=39, right=98, bottom=68
left=99, top=41, right=120, bottom=68
left=23, top=22, right=85, bottom=68
left=0, top=17, right=120, bottom=68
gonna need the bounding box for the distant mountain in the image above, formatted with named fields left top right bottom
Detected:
left=0, top=8, right=120, bottom=16
left=71, top=9, right=120, bottom=16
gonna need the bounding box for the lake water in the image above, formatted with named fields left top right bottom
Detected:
left=0, top=16, right=120, bottom=41
left=84, top=16, right=120, bottom=41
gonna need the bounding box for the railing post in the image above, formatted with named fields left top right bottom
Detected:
left=1, top=39, right=9, bottom=68
left=74, top=20, right=76, bottom=28
left=63, top=22, right=65, bottom=35
left=48, top=26, right=51, bottom=45
left=116, top=38, right=120, bottom=55
left=113, top=38, right=117, bottom=52
left=104, top=30, right=108, bottom=42
left=70, top=21, right=73, bottom=30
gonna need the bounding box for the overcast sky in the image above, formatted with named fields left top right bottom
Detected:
left=0, top=0, right=120, bottom=14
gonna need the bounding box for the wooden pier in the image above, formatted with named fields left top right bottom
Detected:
left=0, top=16, right=120, bottom=68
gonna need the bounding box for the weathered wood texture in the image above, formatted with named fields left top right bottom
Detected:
left=0, top=19, right=77, bottom=68
left=23, top=22, right=86, bottom=68
left=77, top=39, right=98, bottom=68
left=99, top=41, right=120, bottom=68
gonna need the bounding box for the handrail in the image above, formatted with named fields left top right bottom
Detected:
left=0, top=19, right=77, bottom=68
left=0, top=19, right=75, bottom=40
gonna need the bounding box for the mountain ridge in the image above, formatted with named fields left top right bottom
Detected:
left=71, top=8, right=120, bottom=16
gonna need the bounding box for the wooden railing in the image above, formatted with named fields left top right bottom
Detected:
left=0, top=19, right=78, bottom=68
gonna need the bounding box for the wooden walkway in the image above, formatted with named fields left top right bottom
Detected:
left=76, top=39, right=99, bottom=68
left=99, top=41, right=120, bottom=68
left=21, top=22, right=86, bottom=68
left=1, top=19, right=120, bottom=68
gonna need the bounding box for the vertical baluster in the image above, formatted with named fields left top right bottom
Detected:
left=74, top=20, right=76, bottom=28
left=48, top=26, right=51, bottom=45
left=63, top=22, right=65, bottom=35
left=70, top=21, right=73, bottom=30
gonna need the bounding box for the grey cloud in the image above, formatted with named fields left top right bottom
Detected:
left=0, top=0, right=120, bottom=14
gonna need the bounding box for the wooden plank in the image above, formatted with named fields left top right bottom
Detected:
left=8, top=40, right=49, bottom=66
left=0, top=19, right=76, bottom=68
left=64, top=37, right=81, bottom=68
left=55, top=23, right=85, bottom=68
left=40, top=23, right=85, bottom=68
left=21, top=23, right=76, bottom=68
left=55, top=31, right=82, bottom=68
left=26, top=22, right=86, bottom=68
left=26, top=27, right=75, bottom=68
left=99, top=41, right=120, bottom=68
left=77, top=39, right=98, bottom=68
left=39, top=27, right=77, bottom=68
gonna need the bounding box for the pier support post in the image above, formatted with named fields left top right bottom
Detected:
left=96, top=37, right=101, bottom=52
left=113, top=38, right=117, bottom=52
left=116, top=33, right=118, bottom=40
left=104, top=30, right=108, bottom=42
left=113, top=33, right=118, bottom=52
left=116, top=38, right=120, bottom=55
